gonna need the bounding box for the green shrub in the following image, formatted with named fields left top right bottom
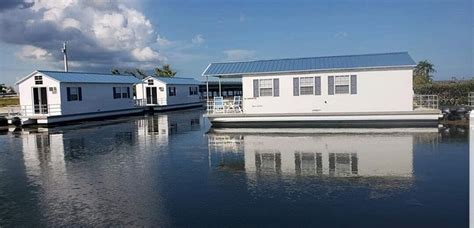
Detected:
left=414, top=80, right=474, bottom=106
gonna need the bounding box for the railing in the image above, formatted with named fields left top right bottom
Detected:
left=207, top=96, right=243, bottom=114
left=469, top=92, right=474, bottom=107
left=14, top=104, right=62, bottom=117
left=134, top=98, right=167, bottom=106
left=413, top=95, right=439, bottom=110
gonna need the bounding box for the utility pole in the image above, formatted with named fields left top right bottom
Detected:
left=62, top=41, right=68, bottom=72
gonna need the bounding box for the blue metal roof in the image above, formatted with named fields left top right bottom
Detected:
left=149, top=76, right=203, bottom=85
left=202, top=52, right=416, bottom=77
left=32, top=70, right=141, bottom=84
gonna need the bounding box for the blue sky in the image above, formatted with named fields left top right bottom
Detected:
left=0, top=0, right=472, bottom=86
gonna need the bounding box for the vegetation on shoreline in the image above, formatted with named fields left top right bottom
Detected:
left=0, top=97, right=19, bottom=107
left=413, top=60, right=473, bottom=106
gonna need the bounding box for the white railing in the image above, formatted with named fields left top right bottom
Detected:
left=134, top=98, right=167, bottom=106
left=207, top=96, right=243, bottom=114
left=16, top=104, right=62, bottom=116
left=413, top=95, right=439, bottom=110
left=469, top=92, right=474, bottom=107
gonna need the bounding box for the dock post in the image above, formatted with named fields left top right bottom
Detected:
left=218, top=77, right=222, bottom=97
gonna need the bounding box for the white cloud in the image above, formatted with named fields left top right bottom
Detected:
left=1, top=0, right=167, bottom=70
left=191, top=34, right=205, bottom=46
left=132, top=47, right=166, bottom=62
left=334, top=31, right=348, bottom=39
left=17, top=45, right=52, bottom=60
left=223, top=49, right=256, bottom=61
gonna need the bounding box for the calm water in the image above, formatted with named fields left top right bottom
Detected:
left=0, top=109, right=469, bottom=227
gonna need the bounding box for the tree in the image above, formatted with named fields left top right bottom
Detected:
left=154, top=64, right=177, bottom=77
left=414, top=60, right=436, bottom=84
left=0, top=84, right=6, bottom=93
left=113, top=68, right=149, bottom=79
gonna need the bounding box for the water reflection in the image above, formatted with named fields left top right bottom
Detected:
left=208, top=128, right=442, bottom=178
left=14, top=110, right=202, bottom=226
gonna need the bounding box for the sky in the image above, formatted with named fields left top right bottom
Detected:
left=0, top=0, right=472, bottom=86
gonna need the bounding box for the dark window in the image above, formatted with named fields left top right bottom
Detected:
left=67, top=87, right=82, bottom=101
left=34, top=76, right=43, bottom=85
left=189, top=87, right=198, bottom=95
left=113, top=87, right=131, bottom=99
left=147, top=79, right=154, bottom=85
left=168, top=86, right=176, bottom=96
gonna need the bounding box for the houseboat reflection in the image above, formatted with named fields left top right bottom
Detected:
left=208, top=128, right=440, bottom=178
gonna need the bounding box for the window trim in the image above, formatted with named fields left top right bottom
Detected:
left=299, top=76, right=314, bottom=95
left=259, top=79, right=273, bottom=97
left=147, top=79, right=154, bottom=85
left=334, top=75, right=350, bottom=94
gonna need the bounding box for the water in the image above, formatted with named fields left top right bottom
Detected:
left=0, top=109, right=469, bottom=227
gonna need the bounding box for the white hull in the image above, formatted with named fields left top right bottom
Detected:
left=21, top=108, right=144, bottom=125
left=205, top=110, right=441, bottom=128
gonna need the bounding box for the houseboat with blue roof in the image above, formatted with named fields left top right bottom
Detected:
left=14, top=70, right=143, bottom=125
left=135, top=76, right=203, bottom=111
left=202, top=52, right=441, bottom=127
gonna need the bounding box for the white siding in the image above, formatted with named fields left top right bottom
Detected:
left=135, top=77, right=201, bottom=106
left=18, top=74, right=62, bottom=113
left=166, top=84, right=200, bottom=106
left=242, top=69, right=413, bottom=114
left=60, top=83, right=135, bottom=115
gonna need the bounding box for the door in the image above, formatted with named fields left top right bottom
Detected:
left=33, top=87, right=48, bottom=114
left=146, top=87, right=158, bottom=105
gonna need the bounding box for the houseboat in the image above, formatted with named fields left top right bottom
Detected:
left=14, top=70, right=143, bottom=125
left=202, top=52, right=442, bottom=128
left=135, top=76, right=203, bottom=111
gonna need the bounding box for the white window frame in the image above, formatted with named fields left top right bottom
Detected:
left=147, top=79, right=154, bottom=85
left=299, top=77, right=314, bottom=95
left=334, top=75, right=350, bottom=94
left=259, top=79, right=273, bottom=97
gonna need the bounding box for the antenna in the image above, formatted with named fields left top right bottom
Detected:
left=62, top=41, right=68, bottom=72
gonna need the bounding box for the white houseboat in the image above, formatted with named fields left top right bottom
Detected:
left=135, top=76, right=203, bottom=111
left=15, top=70, right=143, bottom=125
left=202, top=52, right=441, bottom=127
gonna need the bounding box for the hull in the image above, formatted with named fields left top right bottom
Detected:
left=205, top=111, right=442, bottom=128
left=150, top=102, right=203, bottom=112
left=22, top=108, right=145, bottom=125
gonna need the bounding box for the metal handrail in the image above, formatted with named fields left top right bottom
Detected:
left=134, top=98, right=167, bottom=106
left=413, top=95, right=439, bottom=110
left=17, top=104, right=62, bottom=116
left=207, top=96, right=243, bottom=114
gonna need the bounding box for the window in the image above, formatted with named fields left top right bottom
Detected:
left=189, top=87, right=198, bottom=95
left=35, top=76, right=43, bottom=85
left=259, top=79, right=273, bottom=96
left=113, top=87, right=130, bottom=99
left=335, top=75, right=350, bottom=94
left=168, top=86, right=176, bottom=96
left=299, top=77, right=314, bottom=95
left=147, top=79, right=154, bottom=85
left=67, top=87, right=82, bottom=101
left=159, top=87, right=164, bottom=92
